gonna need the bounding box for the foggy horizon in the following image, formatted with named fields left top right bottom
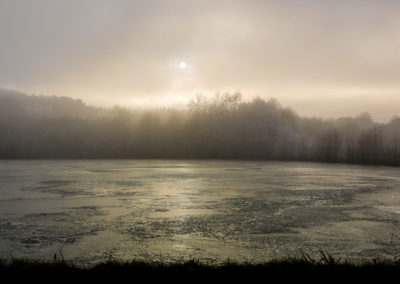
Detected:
left=1, top=89, right=399, bottom=166
left=1, top=87, right=399, bottom=123
left=1, top=0, right=400, bottom=121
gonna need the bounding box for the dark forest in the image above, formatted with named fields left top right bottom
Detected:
left=0, top=89, right=399, bottom=166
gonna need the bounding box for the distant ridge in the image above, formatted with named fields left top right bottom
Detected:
left=0, top=88, right=103, bottom=119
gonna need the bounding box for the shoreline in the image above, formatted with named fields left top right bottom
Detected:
left=1, top=256, right=399, bottom=281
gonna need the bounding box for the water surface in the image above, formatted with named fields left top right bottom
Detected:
left=0, top=160, right=399, bottom=263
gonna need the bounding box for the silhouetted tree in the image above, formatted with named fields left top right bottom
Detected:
left=316, top=129, right=342, bottom=162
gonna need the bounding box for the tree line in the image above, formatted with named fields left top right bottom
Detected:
left=0, top=89, right=399, bottom=166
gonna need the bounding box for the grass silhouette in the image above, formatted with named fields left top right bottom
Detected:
left=1, top=252, right=400, bottom=282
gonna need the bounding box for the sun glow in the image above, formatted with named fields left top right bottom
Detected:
left=179, top=61, right=187, bottom=69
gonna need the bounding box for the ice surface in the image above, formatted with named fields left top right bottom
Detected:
left=0, top=160, right=399, bottom=264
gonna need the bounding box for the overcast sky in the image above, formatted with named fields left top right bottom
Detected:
left=1, top=0, right=399, bottom=121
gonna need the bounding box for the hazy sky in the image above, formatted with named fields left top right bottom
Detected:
left=1, top=0, right=400, bottom=121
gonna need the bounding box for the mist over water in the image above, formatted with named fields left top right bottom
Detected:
left=0, top=160, right=399, bottom=264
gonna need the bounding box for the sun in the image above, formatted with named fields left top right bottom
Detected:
left=179, top=61, right=187, bottom=69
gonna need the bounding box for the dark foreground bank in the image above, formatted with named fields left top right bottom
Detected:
left=1, top=257, right=400, bottom=282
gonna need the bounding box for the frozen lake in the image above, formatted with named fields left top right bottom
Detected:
left=0, top=160, right=400, bottom=264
